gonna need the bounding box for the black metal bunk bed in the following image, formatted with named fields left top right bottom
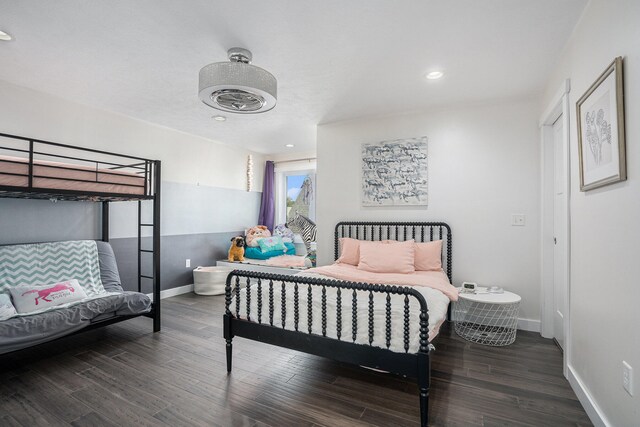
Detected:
left=224, top=221, right=452, bottom=427
left=0, top=132, right=161, bottom=336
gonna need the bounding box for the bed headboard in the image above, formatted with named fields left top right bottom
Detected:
left=334, top=221, right=452, bottom=280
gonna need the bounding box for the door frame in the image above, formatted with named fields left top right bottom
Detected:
left=539, top=79, right=571, bottom=377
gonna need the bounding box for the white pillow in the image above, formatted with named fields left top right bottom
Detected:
left=0, top=293, right=17, bottom=321
left=9, top=280, right=87, bottom=314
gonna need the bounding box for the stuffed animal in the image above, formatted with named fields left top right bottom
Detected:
left=245, top=225, right=271, bottom=247
left=228, top=236, right=246, bottom=262
left=273, top=223, right=295, bottom=243
left=286, top=212, right=316, bottom=253
left=304, top=249, right=317, bottom=268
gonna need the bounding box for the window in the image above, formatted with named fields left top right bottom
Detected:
left=285, top=173, right=315, bottom=223
left=275, top=160, right=316, bottom=227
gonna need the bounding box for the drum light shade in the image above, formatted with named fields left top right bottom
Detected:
left=198, top=48, right=277, bottom=114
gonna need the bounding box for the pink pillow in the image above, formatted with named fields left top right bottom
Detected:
left=414, top=240, right=443, bottom=271
left=337, top=238, right=360, bottom=265
left=357, top=240, right=416, bottom=274
left=337, top=238, right=401, bottom=265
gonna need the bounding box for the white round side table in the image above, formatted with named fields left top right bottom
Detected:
left=453, top=290, right=521, bottom=346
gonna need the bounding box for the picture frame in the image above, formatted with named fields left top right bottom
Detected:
left=576, top=56, right=626, bottom=191
left=361, top=137, right=428, bottom=207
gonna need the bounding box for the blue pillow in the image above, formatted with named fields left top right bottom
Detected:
left=257, top=236, right=287, bottom=253
left=245, top=242, right=296, bottom=260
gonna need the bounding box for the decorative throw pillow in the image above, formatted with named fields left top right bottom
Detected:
left=245, top=225, right=272, bottom=247
left=337, top=238, right=403, bottom=265
left=257, top=236, right=287, bottom=253
left=273, top=223, right=295, bottom=243
left=9, top=279, right=88, bottom=314
left=0, top=293, right=17, bottom=321
left=414, top=240, right=443, bottom=271
left=337, top=238, right=361, bottom=266
left=357, top=240, right=416, bottom=274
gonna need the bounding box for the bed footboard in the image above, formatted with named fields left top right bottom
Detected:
left=223, top=270, right=433, bottom=426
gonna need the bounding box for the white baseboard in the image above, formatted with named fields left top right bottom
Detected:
left=147, top=284, right=194, bottom=301
left=517, top=318, right=541, bottom=332
left=568, top=364, right=610, bottom=427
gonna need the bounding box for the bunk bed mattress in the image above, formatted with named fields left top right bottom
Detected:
left=0, top=155, right=145, bottom=195
left=0, top=291, right=151, bottom=354
left=230, top=269, right=452, bottom=354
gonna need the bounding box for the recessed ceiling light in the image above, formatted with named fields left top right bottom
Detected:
left=212, top=115, right=226, bottom=121
left=426, top=71, right=444, bottom=80
left=285, top=144, right=294, bottom=148
left=0, top=30, right=13, bottom=41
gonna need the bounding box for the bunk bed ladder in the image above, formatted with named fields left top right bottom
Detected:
left=137, top=160, right=161, bottom=332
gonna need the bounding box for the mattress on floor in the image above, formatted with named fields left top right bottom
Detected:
left=230, top=270, right=450, bottom=354
left=0, top=291, right=151, bottom=354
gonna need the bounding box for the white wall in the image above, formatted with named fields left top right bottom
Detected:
left=541, top=1, right=640, bottom=425
left=267, top=149, right=317, bottom=163
left=316, top=98, right=541, bottom=323
left=0, top=78, right=265, bottom=240
left=0, top=80, right=264, bottom=191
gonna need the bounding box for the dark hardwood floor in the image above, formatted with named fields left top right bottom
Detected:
left=0, top=293, right=591, bottom=426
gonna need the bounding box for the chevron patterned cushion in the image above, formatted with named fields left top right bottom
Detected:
left=0, top=240, right=106, bottom=299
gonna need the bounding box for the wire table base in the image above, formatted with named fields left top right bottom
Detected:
left=453, top=296, right=520, bottom=346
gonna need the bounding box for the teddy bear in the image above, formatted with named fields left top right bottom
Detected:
left=228, top=236, right=246, bottom=262
left=245, top=225, right=271, bottom=247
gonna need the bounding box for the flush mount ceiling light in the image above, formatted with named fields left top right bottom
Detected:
left=0, top=30, right=13, bottom=41
left=212, top=115, right=226, bottom=121
left=199, top=47, right=277, bottom=114
left=285, top=144, right=294, bottom=148
left=426, top=71, right=444, bottom=80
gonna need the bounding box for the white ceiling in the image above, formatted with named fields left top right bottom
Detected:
left=0, top=0, right=587, bottom=154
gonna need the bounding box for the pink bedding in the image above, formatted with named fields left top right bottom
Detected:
left=0, top=155, right=145, bottom=195
left=307, top=263, right=458, bottom=302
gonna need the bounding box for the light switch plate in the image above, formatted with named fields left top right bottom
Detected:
left=186, top=259, right=191, bottom=268
left=511, top=214, right=526, bottom=226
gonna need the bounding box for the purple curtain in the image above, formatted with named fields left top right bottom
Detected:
left=258, top=160, right=275, bottom=231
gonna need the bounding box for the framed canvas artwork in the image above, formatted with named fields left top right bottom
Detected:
left=361, top=136, right=428, bottom=206
left=576, top=56, right=626, bottom=191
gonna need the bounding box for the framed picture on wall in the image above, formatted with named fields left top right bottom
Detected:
left=576, top=56, right=626, bottom=191
left=361, top=137, right=428, bottom=206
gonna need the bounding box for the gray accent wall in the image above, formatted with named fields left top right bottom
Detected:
left=110, top=232, right=240, bottom=292
left=0, top=180, right=261, bottom=290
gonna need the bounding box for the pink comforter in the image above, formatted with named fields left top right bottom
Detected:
left=307, top=264, right=458, bottom=301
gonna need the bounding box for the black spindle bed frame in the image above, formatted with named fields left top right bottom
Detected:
left=224, top=221, right=452, bottom=427
left=0, top=132, right=162, bottom=344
